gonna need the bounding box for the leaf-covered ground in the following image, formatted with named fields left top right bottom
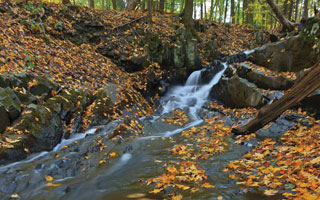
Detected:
left=1, top=1, right=320, bottom=200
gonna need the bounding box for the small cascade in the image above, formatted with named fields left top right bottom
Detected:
left=161, top=61, right=227, bottom=118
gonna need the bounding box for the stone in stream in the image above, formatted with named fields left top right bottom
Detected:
left=237, top=63, right=294, bottom=90
left=210, top=76, right=266, bottom=108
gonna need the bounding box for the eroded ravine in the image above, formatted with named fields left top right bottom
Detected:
left=0, top=52, right=296, bottom=200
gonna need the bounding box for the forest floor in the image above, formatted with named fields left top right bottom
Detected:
left=0, top=1, right=319, bottom=200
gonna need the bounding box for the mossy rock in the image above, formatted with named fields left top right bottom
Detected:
left=0, top=105, right=10, bottom=133
left=13, top=87, right=38, bottom=105
left=0, top=74, right=11, bottom=88
left=0, top=87, right=22, bottom=121
left=29, top=76, right=58, bottom=100
left=0, top=103, right=63, bottom=164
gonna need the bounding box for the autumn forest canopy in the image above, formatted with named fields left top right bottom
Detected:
left=0, top=0, right=320, bottom=199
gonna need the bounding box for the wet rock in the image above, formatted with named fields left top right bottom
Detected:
left=0, top=106, right=10, bottom=133
left=237, top=63, right=294, bottom=90
left=0, top=87, right=22, bottom=121
left=30, top=76, right=58, bottom=101
left=201, top=60, right=225, bottom=84
left=211, top=76, right=266, bottom=108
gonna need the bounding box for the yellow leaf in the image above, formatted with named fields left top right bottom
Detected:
left=175, top=184, right=190, bottom=190
left=149, top=188, right=162, bottom=194
left=45, top=175, right=53, bottom=182
left=126, top=193, right=146, bottom=198
left=172, top=194, right=183, bottom=200
left=109, top=152, right=117, bottom=158
left=202, top=182, right=215, bottom=188
left=264, top=189, right=278, bottom=196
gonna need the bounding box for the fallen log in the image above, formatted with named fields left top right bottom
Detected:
left=232, top=60, right=320, bottom=135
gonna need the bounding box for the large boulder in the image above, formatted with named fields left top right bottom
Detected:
left=0, top=103, right=63, bottom=164
left=237, top=63, right=294, bottom=90
left=210, top=76, right=266, bottom=108
left=249, top=18, right=320, bottom=72
left=301, top=89, right=320, bottom=113
left=249, top=34, right=319, bottom=72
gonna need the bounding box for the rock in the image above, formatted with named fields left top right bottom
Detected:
left=0, top=106, right=10, bottom=133
left=254, top=32, right=267, bottom=45
left=173, top=43, right=184, bottom=69
left=249, top=19, right=320, bottom=72
left=200, top=60, right=225, bottom=84
left=185, top=38, right=199, bottom=70
left=30, top=76, right=58, bottom=100
left=301, top=89, right=320, bottom=113
left=12, top=72, right=32, bottom=88
left=0, top=87, right=22, bottom=121
left=210, top=76, right=266, bottom=108
left=0, top=74, right=11, bottom=88
left=194, top=20, right=207, bottom=32
left=131, top=55, right=149, bottom=67
left=269, top=34, right=279, bottom=42
left=13, top=87, right=38, bottom=105
left=0, top=103, right=63, bottom=164
left=237, top=63, right=294, bottom=90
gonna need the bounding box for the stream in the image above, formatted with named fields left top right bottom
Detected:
left=0, top=52, right=295, bottom=200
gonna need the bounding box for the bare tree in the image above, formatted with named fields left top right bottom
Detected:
left=112, top=0, right=117, bottom=10
left=231, top=0, right=235, bottom=23
left=148, top=0, right=152, bottom=22
left=89, top=0, right=94, bottom=8
left=126, top=0, right=139, bottom=10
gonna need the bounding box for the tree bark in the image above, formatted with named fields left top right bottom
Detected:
left=183, top=0, right=194, bottom=30
left=266, top=0, right=295, bottom=31
left=283, top=0, right=289, bottom=17
left=288, top=0, right=294, bottom=20
left=159, top=0, right=165, bottom=12
left=148, top=0, right=152, bottom=22
left=303, top=0, right=309, bottom=19
left=89, top=0, right=94, bottom=8
left=112, top=0, right=117, bottom=10
left=209, top=0, right=214, bottom=20
left=243, top=0, right=248, bottom=24
left=201, top=0, right=203, bottom=19
left=224, top=0, right=228, bottom=23
left=232, top=61, right=320, bottom=135
left=231, top=0, right=235, bottom=23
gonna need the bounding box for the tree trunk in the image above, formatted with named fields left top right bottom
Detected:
left=247, top=0, right=254, bottom=25
left=209, top=0, right=214, bottom=20
left=159, top=0, right=165, bottom=12
left=89, top=0, right=95, bottom=8
left=194, top=2, right=197, bottom=19
left=201, top=0, right=203, bottom=19
left=224, top=0, right=228, bottom=23
left=148, top=0, right=152, bottom=22
left=183, top=0, right=194, bottom=30
left=236, top=0, right=240, bottom=23
left=283, top=0, right=289, bottom=17
left=231, top=0, right=235, bottom=23
left=266, top=0, right=295, bottom=31
left=232, top=61, right=320, bottom=135
left=112, top=0, right=117, bottom=10
left=243, top=0, right=248, bottom=24
left=295, top=0, right=300, bottom=21
left=303, top=0, right=309, bottom=19
left=126, top=0, right=139, bottom=10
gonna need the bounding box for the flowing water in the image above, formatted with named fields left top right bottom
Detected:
left=0, top=53, right=286, bottom=200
